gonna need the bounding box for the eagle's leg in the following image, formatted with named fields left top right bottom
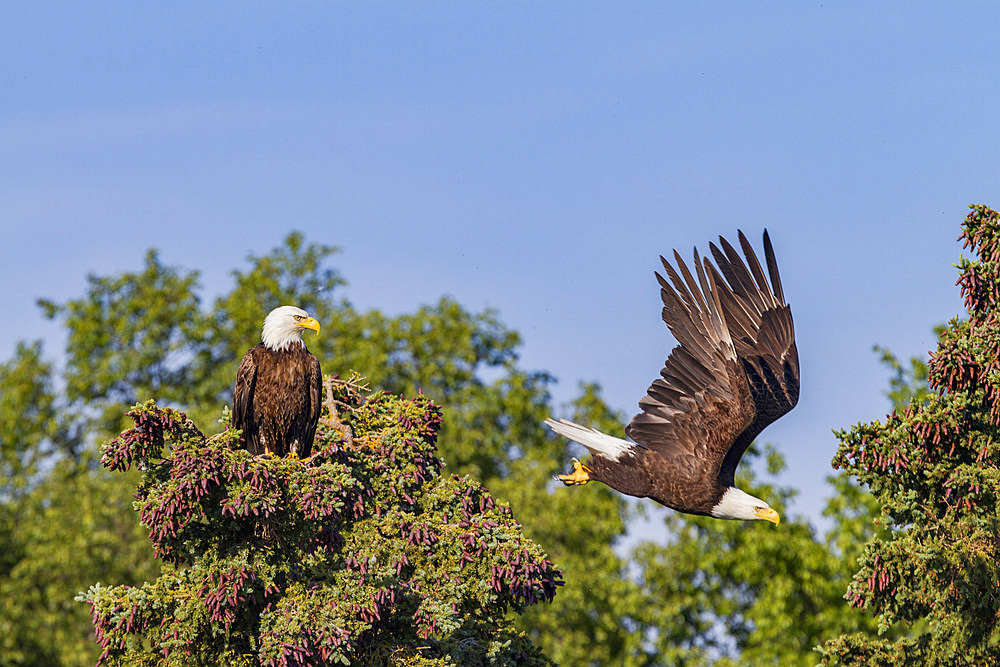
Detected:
left=556, top=458, right=591, bottom=486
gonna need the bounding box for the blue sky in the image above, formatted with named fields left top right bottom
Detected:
left=3, top=3, right=998, bottom=529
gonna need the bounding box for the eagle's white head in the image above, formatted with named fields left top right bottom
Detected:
left=711, top=487, right=780, bottom=524
left=260, top=305, right=321, bottom=351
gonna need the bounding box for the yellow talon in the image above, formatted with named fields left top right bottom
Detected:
left=557, top=458, right=591, bottom=486
left=286, top=451, right=312, bottom=464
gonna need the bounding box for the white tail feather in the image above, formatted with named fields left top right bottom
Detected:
left=544, top=418, right=633, bottom=461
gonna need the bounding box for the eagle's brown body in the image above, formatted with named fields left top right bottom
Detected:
left=586, top=358, right=756, bottom=515
left=233, top=343, right=322, bottom=458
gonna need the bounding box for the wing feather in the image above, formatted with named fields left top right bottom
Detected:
left=302, top=352, right=322, bottom=457
left=233, top=347, right=259, bottom=454
left=737, top=230, right=772, bottom=297
left=762, top=230, right=785, bottom=303
left=706, top=230, right=800, bottom=486
left=626, top=249, right=756, bottom=476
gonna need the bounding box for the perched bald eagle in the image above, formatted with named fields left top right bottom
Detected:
left=546, top=231, right=798, bottom=524
left=233, top=305, right=323, bottom=460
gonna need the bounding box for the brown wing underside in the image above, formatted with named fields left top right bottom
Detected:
left=625, top=246, right=756, bottom=484
left=708, top=231, right=800, bottom=487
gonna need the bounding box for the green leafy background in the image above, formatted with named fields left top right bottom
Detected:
left=6, top=208, right=999, bottom=665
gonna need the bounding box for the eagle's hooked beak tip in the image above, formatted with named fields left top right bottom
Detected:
left=298, top=317, right=321, bottom=335
left=756, top=507, right=780, bottom=525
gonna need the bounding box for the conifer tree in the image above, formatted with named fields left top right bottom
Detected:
left=79, top=377, right=561, bottom=666
left=820, top=205, right=1000, bottom=665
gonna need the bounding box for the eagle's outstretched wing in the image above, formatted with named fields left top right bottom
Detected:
left=707, top=230, right=799, bottom=487
left=625, top=246, right=756, bottom=481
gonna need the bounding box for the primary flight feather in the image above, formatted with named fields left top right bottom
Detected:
left=546, top=231, right=799, bottom=523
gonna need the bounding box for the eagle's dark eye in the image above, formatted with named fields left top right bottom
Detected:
left=293, top=315, right=303, bottom=321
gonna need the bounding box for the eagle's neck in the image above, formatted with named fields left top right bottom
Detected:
left=261, top=327, right=306, bottom=352
left=710, top=486, right=767, bottom=521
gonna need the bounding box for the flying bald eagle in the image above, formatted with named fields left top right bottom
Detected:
left=233, top=305, right=323, bottom=460
left=546, top=231, right=798, bottom=523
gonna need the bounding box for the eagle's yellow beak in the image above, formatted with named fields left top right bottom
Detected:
left=755, top=507, right=780, bottom=525
left=297, top=317, right=321, bottom=335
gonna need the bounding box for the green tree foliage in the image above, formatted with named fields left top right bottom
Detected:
left=82, top=382, right=560, bottom=666
left=3, top=232, right=634, bottom=665
left=873, top=341, right=934, bottom=412
left=5, top=221, right=959, bottom=666
left=0, top=341, right=59, bottom=503
left=514, top=384, right=646, bottom=666
left=817, top=329, right=936, bottom=636
left=38, top=250, right=209, bottom=439
left=820, top=205, right=1000, bottom=666
left=0, top=341, right=154, bottom=667
left=611, top=444, right=878, bottom=667
left=1, top=461, right=158, bottom=666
